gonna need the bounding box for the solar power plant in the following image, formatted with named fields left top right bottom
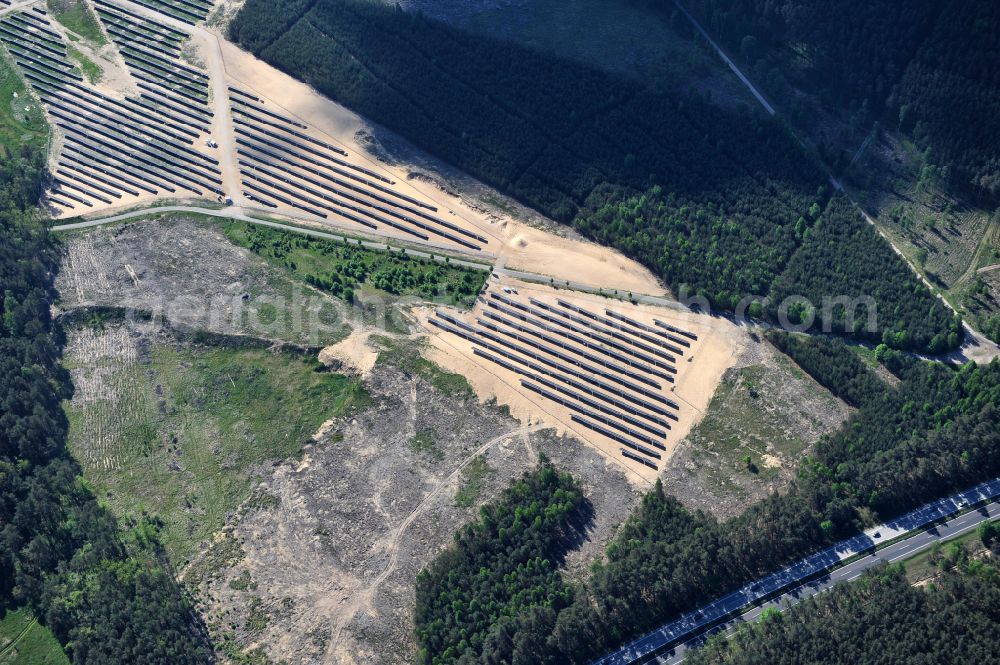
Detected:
left=232, top=97, right=490, bottom=253
left=107, top=0, right=213, bottom=25
left=0, top=5, right=223, bottom=214
left=429, top=287, right=701, bottom=471
left=0, top=0, right=493, bottom=258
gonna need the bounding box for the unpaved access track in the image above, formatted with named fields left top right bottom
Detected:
left=672, top=0, right=1000, bottom=362
left=328, top=423, right=547, bottom=655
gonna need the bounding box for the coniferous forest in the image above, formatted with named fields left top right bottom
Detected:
left=412, top=333, right=1000, bottom=663
left=0, top=131, right=211, bottom=662
left=688, top=558, right=1000, bottom=665
left=228, top=0, right=963, bottom=352
left=679, top=0, right=1000, bottom=200
left=414, top=458, right=590, bottom=664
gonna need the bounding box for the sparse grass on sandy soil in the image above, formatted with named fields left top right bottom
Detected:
left=184, top=359, right=640, bottom=665
left=46, top=0, right=107, bottom=46
left=0, top=608, right=68, bottom=665
left=62, top=320, right=370, bottom=566
left=848, top=134, right=999, bottom=314
left=848, top=344, right=901, bottom=386
left=903, top=520, right=998, bottom=584
left=372, top=334, right=474, bottom=398
left=408, top=428, right=443, bottom=461
left=661, top=337, right=851, bottom=518
left=454, top=455, right=494, bottom=507
left=0, top=53, right=47, bottom=160
left=66, top=45, right=102, bottom=84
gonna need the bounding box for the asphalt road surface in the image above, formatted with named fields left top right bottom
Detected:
left=653, top=499, right=1000, bottom=664
left=595, top=477, right=1000, bottom=665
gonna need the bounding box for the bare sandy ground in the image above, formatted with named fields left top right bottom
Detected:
left=185, top=363, right=641, bottom=665
left=318, top=329, right=380, bottom=378
left=417, top=276, right=746, bottom=487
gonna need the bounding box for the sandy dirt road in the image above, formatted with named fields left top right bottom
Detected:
left=102, top=0, right=245, bottom=204
left=673, top=0, right=1000, bottom=362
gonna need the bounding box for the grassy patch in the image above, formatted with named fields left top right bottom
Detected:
left=184, top=534, right=245, bottom=587
left=65, top=330, right=371, bottom=565
left=47, top=0, right=107, bottom=45
left=372, top=335, right=473, bottom=397
left=901, top=519, right=997, bottom=583
left=676, top=348, right=848, bottom=503
left=66, top=46, right=102, bottom=84
left=0, top=608, right=68, bottom=665
left=222, top=220, right=487, bottom=308
left=682, top=366, right=785, bottom=497
left=848, top=343, right=881, bottom=370
left=846, top=134, right=999, bottom=333
left=454, top=455, right=494, bottom=507
left=479, top=193, right=518, bottom=217
left=243, top=597, right=270, bottom=635
left=408, top=427, right=443, bottom=461
left=238, top=489, right=281, bottom=518
left=955, top=214, right=1000, bottom=343
left=228, top=570, right=258, bottom=592
left=0, top=53, right=47, bottom=160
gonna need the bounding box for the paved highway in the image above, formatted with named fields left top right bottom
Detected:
left=595, top=477, right=1000, bottom=665
left=653, top=498, right=1000, bottom=664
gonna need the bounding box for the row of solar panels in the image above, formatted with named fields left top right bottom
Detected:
left=475, top=312, right=675, bottom=405
left=470, top=346, right=668, bottom=439
left=34, top=0, right=492, bottom=252
left=435, top=320, right=665, bottom=468
left=102, top=0, right=213, bottom=25
left=480, top=308, right=670, bottom=386
left=94, top=0, right=188, bottom=40
left=96, top=1, right=210, bottom=109
left=0, top=7, right=225, bottom=210
left=233, top=100, right=490, bottom=251
left=429, top=293, right=702, bottom=470
left=430, top=310, right=684, bottom=468
left=433, top=312, right=678, bottom=421
left=484, top=297, right=677, bottom=380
